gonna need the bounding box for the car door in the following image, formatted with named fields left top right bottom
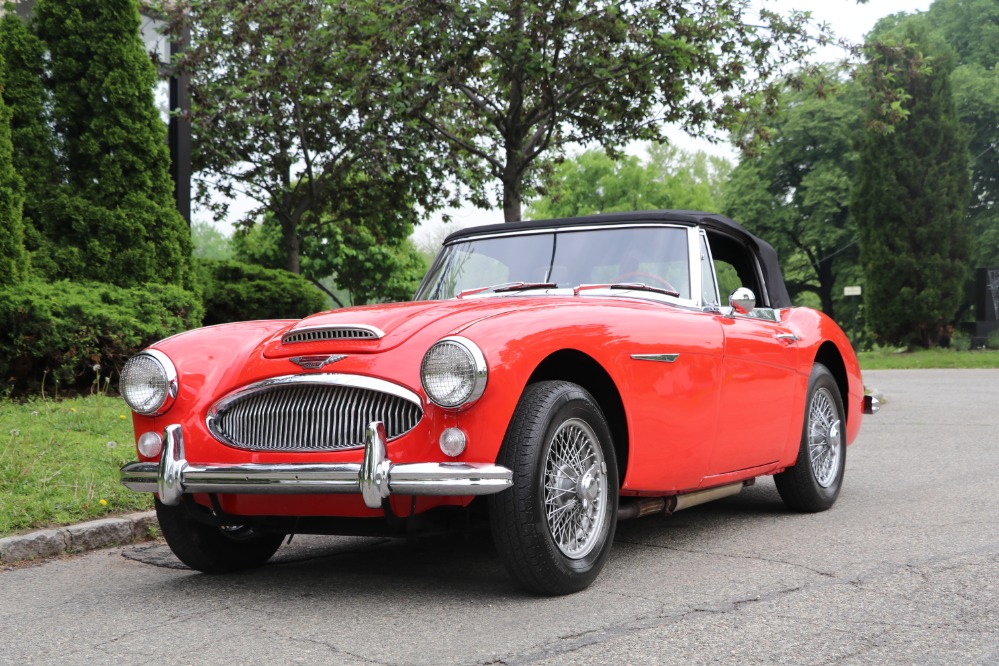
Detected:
left=698, top=230, right=800, bottom=477
left=708, top=312, right=799, bottom=475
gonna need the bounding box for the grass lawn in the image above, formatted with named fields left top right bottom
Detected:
left=2, top=347, right=998, bottom=538
left=0, top=394, right=152, bottom=537
left=858, top=348, right=999, bottom=370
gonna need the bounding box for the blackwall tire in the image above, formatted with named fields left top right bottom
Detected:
left=489, top=381, right=618, bottom=595
left=155, top=499, right=284, bottom=573
left=774, top=363, right=847, bottom=513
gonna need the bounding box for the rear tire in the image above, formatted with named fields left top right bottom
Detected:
left=489, top=381, right=618, bottom=595
left=156, top=499, right=284, bottom=573
left=774, top=363, right=846, bottom=512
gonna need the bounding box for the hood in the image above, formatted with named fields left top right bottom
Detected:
left=261, top=298, right=555, bottom=359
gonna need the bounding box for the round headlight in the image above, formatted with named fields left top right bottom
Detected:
left=420, top=336, right=487, bottom=409
left=119, top=350, right=178, bottom=416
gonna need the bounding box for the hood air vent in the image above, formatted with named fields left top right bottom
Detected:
left=282, top=325, right=384, bottom=345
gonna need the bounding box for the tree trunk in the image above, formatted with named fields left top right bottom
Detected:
left=280, top=211, right=301, bottom=274
left=817, top=258, right=835, bottom=319
left=503, top=175, right=522, bottom=222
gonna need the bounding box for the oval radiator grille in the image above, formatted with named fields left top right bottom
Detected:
left=209, top=383, right=423, bottom=452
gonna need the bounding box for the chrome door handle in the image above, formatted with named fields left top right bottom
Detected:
left=775, top=333, right=799, bottom=342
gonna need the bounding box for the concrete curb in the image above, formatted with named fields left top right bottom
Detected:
left=0, top=511, right=157, bottom=565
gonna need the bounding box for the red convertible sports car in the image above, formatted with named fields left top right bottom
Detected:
left=120, top=210, right=877, bottom=595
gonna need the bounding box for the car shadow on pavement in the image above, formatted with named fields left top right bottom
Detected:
left=119, top=479, right=795, bottom=598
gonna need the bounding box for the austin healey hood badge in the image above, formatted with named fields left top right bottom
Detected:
left=290, top=354, right=347, bottom=370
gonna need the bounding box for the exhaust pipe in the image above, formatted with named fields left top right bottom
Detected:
left=618, top=481, right=745, bottom=521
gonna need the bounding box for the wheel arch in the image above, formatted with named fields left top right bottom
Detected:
left=813, top=341, right=849, bottom=420
left=526, top=349, right=629, bottom=484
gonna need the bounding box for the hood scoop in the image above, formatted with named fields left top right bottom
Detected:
left=281, top=324, right=384, bottom=345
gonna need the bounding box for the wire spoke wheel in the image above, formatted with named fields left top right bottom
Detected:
left=774, top=363, right=846, bottom=513
left=489, top=381, right=618, bottom=595
left=807, top=387, right=842, bottom=488
left=543, top=418, right=608, bottom=559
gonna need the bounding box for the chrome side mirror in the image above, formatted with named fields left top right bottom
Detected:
left=729, top=287, right=756, bottom=315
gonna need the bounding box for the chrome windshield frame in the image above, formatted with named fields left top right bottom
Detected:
left=415, top=223, right=699, bottom=308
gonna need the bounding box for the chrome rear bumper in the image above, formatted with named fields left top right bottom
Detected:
left=120, top=423, right=513, bottom=509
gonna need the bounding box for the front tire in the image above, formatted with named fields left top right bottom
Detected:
left=774, top=363, right=846, bottom=512
left=156, top=498, right=284, bottom=573
left=489, top=381, right=618, bottom=595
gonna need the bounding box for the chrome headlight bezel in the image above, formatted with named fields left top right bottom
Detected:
left=420, top=336, right=488, bottom=409
left=119, top=349, right=178, bottom=416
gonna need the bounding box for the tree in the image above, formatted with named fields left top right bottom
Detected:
left=528, top=144, right=731, bottom=219
left=384, top=0, right=820, bottom=222
left=723, top=69, right=864, bottom=320
left=234, top=213, right=427, bottom=306
left=925, top=0, right=999, bottom=270
left=0, top=50, right=28, bottom=286
left=0, top=7, right=55, bottom=276
left=34, top=0, right=192, bottom=288
left=853, top=26, right=971, bottom=348
left=870, top=0, right=999, bottom=273
left=165, top=0, right=451, bottom=275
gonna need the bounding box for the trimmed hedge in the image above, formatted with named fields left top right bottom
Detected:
left=0, top=280, right=203, bottom=395
left=196, top=259, right=328, bottom=326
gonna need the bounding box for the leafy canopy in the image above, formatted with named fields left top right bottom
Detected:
left=723, top=68, right=864, bottom=321
left=528, top=144, right=731, bottom=220
left=376, top=0, right=823, bottom=221
left=166, top=0, right=452, bottom=274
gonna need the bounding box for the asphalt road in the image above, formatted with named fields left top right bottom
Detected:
left=1, top=369, right=997, bottom=665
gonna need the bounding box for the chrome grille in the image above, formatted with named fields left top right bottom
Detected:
left=208, top=378, right=422, bottom=452
left=282, top=325, right=382, bottom=344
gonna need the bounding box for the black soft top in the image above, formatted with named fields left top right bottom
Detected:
left=443, top=210, right=792, bottom=308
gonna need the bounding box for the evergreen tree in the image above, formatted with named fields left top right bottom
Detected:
left=926, top=0, right=999, bottom=272
left=34, top=0, right=192, bottom=288
left=853, top=27, right=971, bottom=347
left=0, top=49, right=28, bottom=286
left=0, top=7, right=57, bottom=278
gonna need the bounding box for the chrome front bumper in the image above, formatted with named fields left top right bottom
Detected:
left=120, top=422, right=513, bottom=509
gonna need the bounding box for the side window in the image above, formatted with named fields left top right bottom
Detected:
left=714, top=259, right=742, bottom=301
left=706, top=230, right=762, bottom=302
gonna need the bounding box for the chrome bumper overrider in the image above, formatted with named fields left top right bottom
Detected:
left=120, top=423, right=513, bottom=509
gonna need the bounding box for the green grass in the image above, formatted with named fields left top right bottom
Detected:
left=859, top=348, right=999, bottom=370
left=0, top=394, right=152, bottom=537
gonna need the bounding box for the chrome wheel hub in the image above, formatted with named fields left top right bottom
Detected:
left=808, top=387, right=842, bottom=488
left=543, top=418, right=608, bottom=559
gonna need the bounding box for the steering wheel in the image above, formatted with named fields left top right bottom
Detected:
left=611, top=271, right=678, bottom=292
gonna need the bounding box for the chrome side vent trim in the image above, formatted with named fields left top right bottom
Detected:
left=207, top=374, right=422, bottom=452
left=282, top=324, right=384, bottom=345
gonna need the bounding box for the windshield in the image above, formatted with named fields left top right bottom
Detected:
left=416, top=226, right=691, bottom=301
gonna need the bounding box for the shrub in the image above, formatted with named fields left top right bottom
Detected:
left=0, top=279, right=203, bottom=394
left=949, top=328, right=971, bottom=352
left=987, top=329, right=999, bottom=351
left=196, top=259, right=328, bottom=326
